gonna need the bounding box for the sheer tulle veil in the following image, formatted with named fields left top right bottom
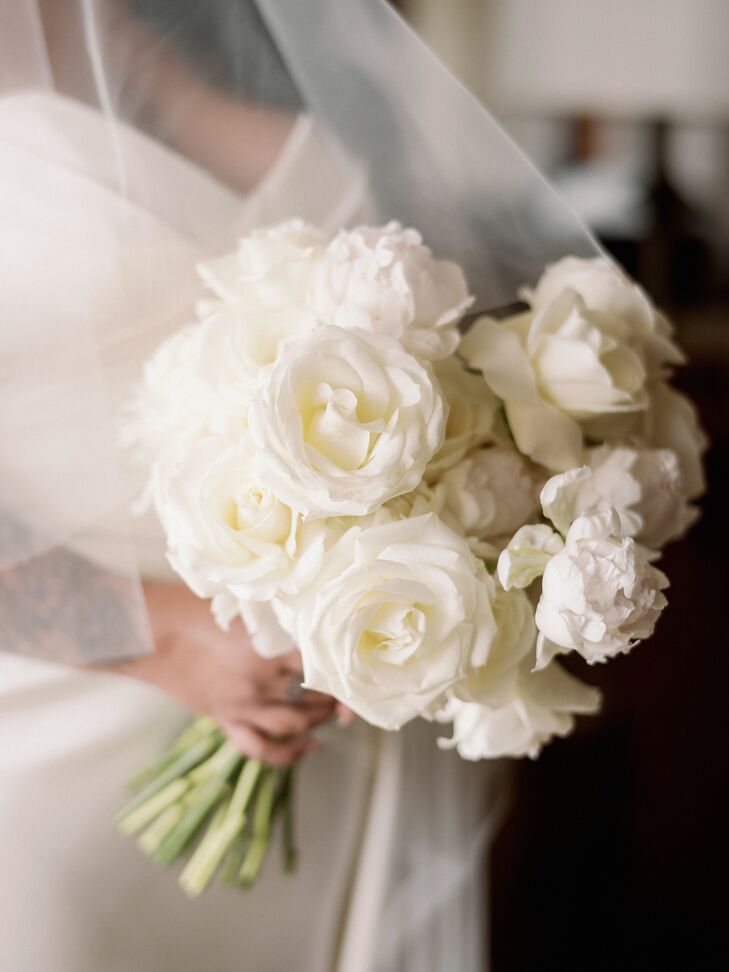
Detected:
left=0, top=1, right=600, bottom=966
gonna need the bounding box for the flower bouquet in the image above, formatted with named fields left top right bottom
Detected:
left=119, top=220, right=704, bottom=894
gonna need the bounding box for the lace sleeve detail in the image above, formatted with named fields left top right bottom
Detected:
left=0, top=515, right=151, bottom=664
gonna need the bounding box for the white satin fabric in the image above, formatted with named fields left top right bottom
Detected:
left=0, top=92, right=498, bottom=971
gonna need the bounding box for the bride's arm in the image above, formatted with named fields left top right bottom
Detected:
left=39, top=0, right=295, bottom=192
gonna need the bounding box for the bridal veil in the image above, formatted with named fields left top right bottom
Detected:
left=0, top=2, right=600, bottom=968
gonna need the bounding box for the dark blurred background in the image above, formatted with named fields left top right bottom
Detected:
left=399, top=2, right=728, bottom=968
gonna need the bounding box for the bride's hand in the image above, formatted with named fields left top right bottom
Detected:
left=101, top=582, right=337, bottom=765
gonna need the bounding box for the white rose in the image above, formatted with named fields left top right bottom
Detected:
left=640, top=381, right=707, bottom=500
left=194, top=304, right=316, bottom=418
left=438, top=660, right=601, bottom=760
left=453, top=585, right=536, bottom=706
left=524, top=255, right=683, bottom=373
left=123, top=303, right=316, bottom=469
left=122, top=322, right=221, bottom=463
left=438, top=446, right=540, bottom=541
left=249, top=325, right=446, bottom=518
left=152, top=433, right=343, bottom=602
left=497, top=524, right=564, bottom=591
left=460, top=290, right=649, bottom=471
left=535, top=508, right=669, bottom=667
left=424, top=356, right=498, bottom=479
left=541, top=445, right=699, bottom=548
left=197, top=219, right=327, bottom=313
left=211, top=594, right=296, bottom=659
left=288, top=513, right=498, bottom=730
left=310, top=222, right=473, bottom=361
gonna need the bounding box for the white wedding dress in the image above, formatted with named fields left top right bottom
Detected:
left=0, top=92, right=498, bottom=972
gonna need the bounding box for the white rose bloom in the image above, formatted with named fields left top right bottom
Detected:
left=197, top=219, right=327, bottom=312
left=152, top=433, right=343, bottom=602
left=289, top=513, right=498, bottom=730
left=640, top=381, right=707, bottom=500
left=541, top=445, right=699, bottom=548
left=249, top=326, right=446, bottom=518
left=122, top=322, right=220, bottom=463
left=425, top=356, right=498, bottom=479
left=123, top=302, right=316, bottom=469
left=439, top=446, right=540, bottom=541
left=211, top=594, right=296, bottom=659
left=438, top=660, right=601, bottom=760
left=524, top=255, right=683, bottom=373
left=535, top=508, right=669, bottom=667
left=497, top=524, right=564, bottom=591
left=197, top=303, right=317, bottom=409
left=453, top=585, right=536, bottom=706
left=311, top=222, right=473, bottom=361
left=460, top=290, right=649, bottom=471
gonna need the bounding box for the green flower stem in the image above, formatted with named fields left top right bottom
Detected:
left=238, top=769, right=279, bottom=887
left=228, top=758, right=264, bottom=818
left=125, top=716, right=219, bottom=793
left=117, top=778, right=190, bottom=836
left=222, top=831, right=250, bottom=885
left=187, top=740, right=241, bottom=787
left=154, top=746, right=243, bottom=867
left=138, top=804, right=183, bottom=856
left=119, top=718, right=301, bottom=892
left=177, top=758, right=264, bottom=896
left=115, top=734, right=220, bottom=824
left=179, top=799, right=238, bottom=897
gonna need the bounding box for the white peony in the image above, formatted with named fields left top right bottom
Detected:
left=439, top=446, right=541, bottom=541
left=497, top=524, right=564, bottom=591
left=438, top=660, right=601, bottom=760
left=523, top=255, right=683, bottom=374
left=122, top=321, right=223, bottom=463
left=248, top=325, right=446, bottom=518
left=541, top=444, right=699, bottom=548
left=310, top=222, right=473, bottom=361
left=152, top=433, right=343, bottom=602
left=424, top=356, right=498, bottom=479
left=197, top=219, right=327, bottom=313
left=535, top=508, right=669, bottom=667
left=287, top=513, right=498, bottom=730
left=460, top=290, right=649, bottom=471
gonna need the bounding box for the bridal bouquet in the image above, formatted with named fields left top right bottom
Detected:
left=120, top=220, right=704, bottom=894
